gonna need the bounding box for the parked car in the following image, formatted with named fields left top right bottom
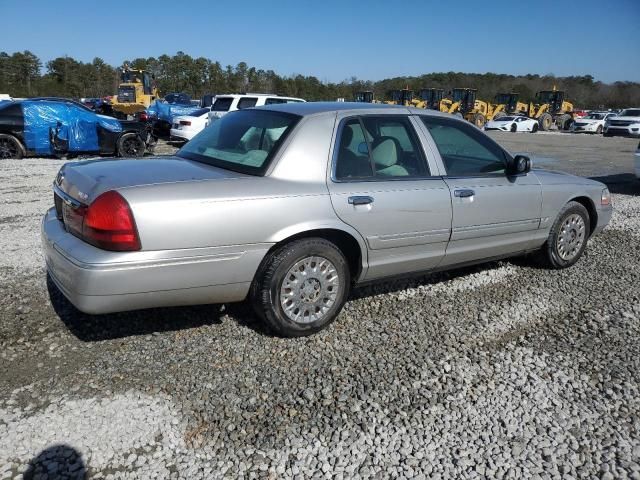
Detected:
left=169, top=107, right=211, bottom=142
left=208, top=93, right=305, bottom=124
left=484, top=116, right=539, bottom=133
left=571, top=111, right=615, bottom=134
left=603, top=108, right=640, bottom=137
left=0, top=98, right=155, bottom=159
left=43, top=103, right=612, bottom=336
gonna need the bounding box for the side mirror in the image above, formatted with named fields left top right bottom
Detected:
left=508, top=154, right=531, bottom=175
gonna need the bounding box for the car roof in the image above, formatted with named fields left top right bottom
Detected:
left=253, top=101, right=453, bottom=118
left=216, top=93, right=304, bottom=100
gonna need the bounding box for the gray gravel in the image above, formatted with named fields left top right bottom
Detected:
left=1, top=134, right=639, bottom=479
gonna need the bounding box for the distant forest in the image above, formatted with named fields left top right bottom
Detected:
left=2, top=50, right=639, bottom=109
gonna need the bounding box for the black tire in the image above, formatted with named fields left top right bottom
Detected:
left=117, top=133, right=145, bottom=157
left=510, top=123, right=517, bottom=133
left=535, top=201, right=590, bottom=269
left=538, top=113, right=553, bottom=131
left=471, top=113, right=486, bottom=128
left=251, top=238, right=351, bottom=337
left=0, top=134, right=25, bottom=159
left=596, top=125, right=603, bottom=134
left=531, top=123, right=539, bottom=133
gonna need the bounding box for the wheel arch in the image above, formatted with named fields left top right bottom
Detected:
left=569, top=195, right=598, bottom=236
left=265, top=226, right=368, bottom=282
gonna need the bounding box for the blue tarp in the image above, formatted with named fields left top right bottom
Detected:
left=146, top=100, right=201, bottom=124
left=21, top=100, right=122, bottom=154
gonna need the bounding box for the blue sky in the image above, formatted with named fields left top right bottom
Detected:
left=1, top=0, right=639, bottom=83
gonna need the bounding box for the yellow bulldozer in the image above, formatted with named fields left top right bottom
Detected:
left=525, top=87, right=575, bottom=130
left=110, top=65, right=160, bottom=118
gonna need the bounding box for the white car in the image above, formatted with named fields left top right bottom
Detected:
left=484, top=116, right=539, bottom=133
left=571, top=112, right=615, bottom=134
left=604, top=108, right=640, bottom=137
left=208, top=94, right=305, bottom=124
left=169, top=107, right=211, bottom=142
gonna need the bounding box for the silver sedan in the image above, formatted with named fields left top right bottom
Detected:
left=42, top=103, right=612, bottom=336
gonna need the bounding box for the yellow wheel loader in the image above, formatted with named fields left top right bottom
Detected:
left=354, top=91, right=375, bottom=103
left=446, top=88, right=488, bottom=127
left=386, top=89, right=415, bottom=106
left=110, top=66, right=160, bottom=118
left=418, top=88, right=449, bottom=111
left=526, top=87, right=575, bottom=131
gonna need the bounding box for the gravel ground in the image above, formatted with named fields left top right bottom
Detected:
left=1, top=133, right=639, bottom=479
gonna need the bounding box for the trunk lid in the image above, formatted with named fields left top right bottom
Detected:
left=55, top=155, right=246, bottom=204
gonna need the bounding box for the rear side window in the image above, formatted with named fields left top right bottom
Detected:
left=177, top=110, right=300, bottom=175
left=265, top=98, right=286, bottom=105
left=420, top=117, right=507, bottom=176
left=212, top=97, right=233, bottom=112
left=237, top=97, right=258, bottom=109
left=335, top=116, right=429, bottom=180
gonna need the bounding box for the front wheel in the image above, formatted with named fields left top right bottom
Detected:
left=531, top=123, right=539, bottom=133
left=251, top=238, right=350, bottom=337
left=117, top=133, right=145, bottom=157
left=510, top=123, right=517, bottom=132
left=535, top=201, right=590, bottom=269
left=596, top=125, right=603, bottom=134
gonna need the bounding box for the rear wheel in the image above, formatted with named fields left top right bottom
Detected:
left=510, top=123, right=517, bottom=133
left=117, top=133, right=145, bottom=157
left=0, top=134, right=25, bottom=159
left=557, top=114, right=572, bottom=131
left=471, top=113, right=486, bottom=128
left=251, top=238, right=350, bottom=337
left=535, top=201, right=590, bottom=269
left=538, top=113, right=553, bottom=131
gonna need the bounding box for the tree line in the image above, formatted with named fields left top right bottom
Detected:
left=1, top=50, right=639, bottom=109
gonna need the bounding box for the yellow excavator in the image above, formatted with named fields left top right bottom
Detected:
left=525, top=87, right=575, bottom=130
left=110, top=64, right=160, bottom=118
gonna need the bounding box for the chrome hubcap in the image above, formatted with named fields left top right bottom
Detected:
left=280, top=256, right=340, bottom=324
left=557, top=213, right=586, bottom=261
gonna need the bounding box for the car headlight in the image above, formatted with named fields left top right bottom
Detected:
left=601, top=188, right=611, bottom=206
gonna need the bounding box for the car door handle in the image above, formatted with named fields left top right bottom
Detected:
left=348, top=196, right=374, bottom=205
left=454, top=189, right=475, bottom=198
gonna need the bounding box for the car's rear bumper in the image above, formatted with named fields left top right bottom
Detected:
left=169, top=128, right=194, bottom=141
left=41, top=208, right=271, bottom=314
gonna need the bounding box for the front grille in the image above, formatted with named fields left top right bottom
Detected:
left=574, top=122, right=587, bottom=127
left=610, top=120, right=633, bottom=127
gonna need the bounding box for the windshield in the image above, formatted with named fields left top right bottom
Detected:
left=212, top=97, right=233, bottom=112
left=177, top=109, right=300, bottom=175
left=621, top=109, right=640, bottom=117
left=585, top=113, right=605, bottom=120
left=496, top=116, right=515, bottom=121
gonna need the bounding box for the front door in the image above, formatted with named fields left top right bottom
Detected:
left=418, top=116, right=542, bottom=266
left=327, top=114, right=452, bottom=280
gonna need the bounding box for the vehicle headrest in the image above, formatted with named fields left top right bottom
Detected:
left=372, top=137, right=398, bottom=168
left=341, top=124, right=354, bottom=147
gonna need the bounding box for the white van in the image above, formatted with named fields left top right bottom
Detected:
left=208, top=94, right=305, bottom=123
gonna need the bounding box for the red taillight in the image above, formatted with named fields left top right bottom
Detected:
left=81, top=191, right=141, bottom=251
left=138, top=112, right=148, bottom=121
left=179, top=120, right=191, bottom=126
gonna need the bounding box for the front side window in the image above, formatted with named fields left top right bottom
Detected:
left=177, top=110, right=300, bottom=175
left=237, top=97, right=258, bottom=109
left=335, top=116, right=429, bottom=181
left=421, top=117, right=507, bottom=176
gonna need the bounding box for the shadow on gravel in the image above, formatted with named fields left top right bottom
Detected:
left=24, top=444, right=86, bottom=479
left=48, top=275, right=224, bottom=342
left=590, top=173, right=640, bottom=195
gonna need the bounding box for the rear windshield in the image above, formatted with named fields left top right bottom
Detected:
left=177, top=109, right=300, bottom=175
left=212, top=97, right=233, bottom=111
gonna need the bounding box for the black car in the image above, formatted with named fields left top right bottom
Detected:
left=0, top=98, right=155, bottom=159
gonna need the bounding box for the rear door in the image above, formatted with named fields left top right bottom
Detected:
left=327, top=113, right=452, bottom=280
left=418, top=116, right=542, bottom=266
